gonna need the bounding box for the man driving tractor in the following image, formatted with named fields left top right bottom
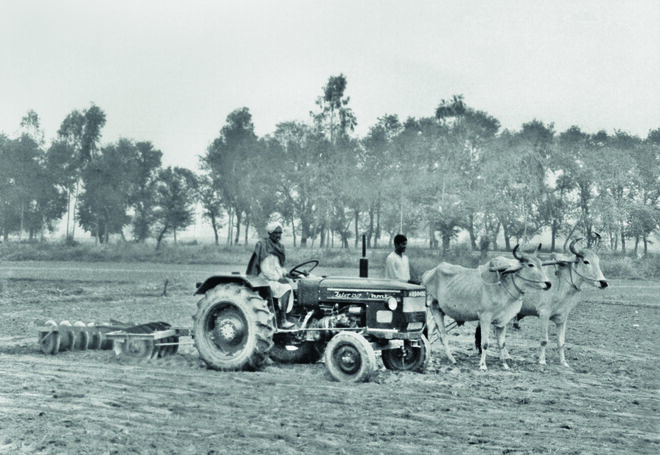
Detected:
left=246, top=221, right=295, bottom=328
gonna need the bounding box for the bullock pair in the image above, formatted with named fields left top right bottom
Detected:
left=423, top=240, right=607, bottom=370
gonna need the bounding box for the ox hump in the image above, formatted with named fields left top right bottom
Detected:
left=436, top=262, right=472, bottom=277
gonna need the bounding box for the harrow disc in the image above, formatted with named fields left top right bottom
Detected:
left=160, top=335, right=180, bottom=357
left=113, top=337, right=157, bottom=360
left=73, top=321, right=90, bottom=350
left=86, top=322, right=103, bottom=350
left=39, top=320, right=61, bottom=355
left=170, top=335, right=179, bottom=355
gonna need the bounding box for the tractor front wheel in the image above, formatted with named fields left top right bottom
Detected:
left=381, top=335, right=431, bottom=372
left=324, top=332, right=376, bottom=383
left=193, top=284, right=275, bottom=371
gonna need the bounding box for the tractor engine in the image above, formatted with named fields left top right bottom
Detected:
left=307, top=305, right=363, bottom=341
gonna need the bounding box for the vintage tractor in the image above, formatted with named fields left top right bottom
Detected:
left=192, top=259, right=430, bottom=382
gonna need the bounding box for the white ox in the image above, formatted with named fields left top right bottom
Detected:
left=514, top=238, right=608, bottom=367
left=423, top=245, right=551, bottom=371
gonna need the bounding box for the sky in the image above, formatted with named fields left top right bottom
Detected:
left=1, top=0, right=659, bottom=170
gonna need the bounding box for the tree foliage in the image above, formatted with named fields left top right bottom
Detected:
left=1, top=85, right=658, bottom=256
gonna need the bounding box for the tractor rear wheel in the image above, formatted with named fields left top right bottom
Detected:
left=193, top=283, right=275, bottom=371
left=381, top=335, right=431, bottom=372
left=324, top=332, right=376, bottom=383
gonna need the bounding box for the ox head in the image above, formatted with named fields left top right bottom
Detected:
left=489, top=244, right=551, bottom=290
left=568, top=238, right=608, bottom=289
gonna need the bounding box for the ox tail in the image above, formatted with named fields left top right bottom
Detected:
left=475, top=323, right=482, bottom=354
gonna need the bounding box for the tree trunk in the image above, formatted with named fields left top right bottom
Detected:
left=375, top=203, right=381, bottom=248
left=19, top=201, right=24, bottom=241
left=244, top=217, right=249, bottom=245
left=491, top=221, right=500, bottom=252
left=290, top=215, right=297, bottom=247
left=643, top=235, right=648, bottom=255
left=71, top=181, right=79, bottom=242
left=620, top=230, right=626, bottom=255
left=502, top=223, right=511, bottom=251
left=354, top=210, right=359, bottom=248
left=156, top=226, right=168, bottom=250
left=367, top=206, right=374, bottom=248
left=210, top=212, right=219, bottom=245
left=234, top=211, right=242, bottom=245
left=226, top=207, right=233, bottom=246
left=300, top=214, right=311, bottom=247
left=550, top=219, right=558, bottom=252
left=467, top=215, right=477, bottom=250
left=441, top=233, right=451, bottom=257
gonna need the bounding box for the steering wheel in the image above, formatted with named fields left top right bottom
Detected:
left=288, top=260, right=319, bottom=278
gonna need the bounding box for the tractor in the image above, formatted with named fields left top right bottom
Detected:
left=192, top=259, right=430, bottom=382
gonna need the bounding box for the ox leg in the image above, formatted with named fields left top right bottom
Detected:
left=538, top=313, right=551, bottom=365
left=429, top=302, right=456, bottom=364
left=556, top=318, right=570, bottom=368
left=426, top=304, right=437, bottom=343
left=478, top=316, right=492, bottom=371
left=493, top=325, right=511, bottom=370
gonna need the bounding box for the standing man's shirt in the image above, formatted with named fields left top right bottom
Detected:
left=384, top=252, right=410, bottom=281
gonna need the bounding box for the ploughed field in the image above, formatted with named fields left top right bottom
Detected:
left=0, top=261, right=658, bottom=454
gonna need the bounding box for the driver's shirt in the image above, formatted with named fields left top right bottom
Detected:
left=259, top=255, right=294, bottom=312
left=260, top=254, right=286, bottom=281
left=384, top=252, right=410, bottom=281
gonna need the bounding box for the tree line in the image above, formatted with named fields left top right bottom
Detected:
left=1, top=74, right=659, bottom=255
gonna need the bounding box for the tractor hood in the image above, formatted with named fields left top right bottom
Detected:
left=317, top=276, right=424, bottom=292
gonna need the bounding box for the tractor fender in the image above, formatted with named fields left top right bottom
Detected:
left=194, top=274, right=271, bottom=296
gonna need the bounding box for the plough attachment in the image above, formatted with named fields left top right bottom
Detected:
left=105, top=322, right=193, bottom=360
left=37, top=319, right=126, bottom=355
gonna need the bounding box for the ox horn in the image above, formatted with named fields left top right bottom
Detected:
left=536, top=243, right=542, bottom=252
left=512, top=244, right=521, bottom=260
left=569, top=238, right=583, bottom=256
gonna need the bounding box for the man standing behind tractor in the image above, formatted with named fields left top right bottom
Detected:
left=246, top=222, right=295, bottom=328
left=385, top=234, right=419, bottom=283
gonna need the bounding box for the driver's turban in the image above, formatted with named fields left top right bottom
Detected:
left=267, top=221, right=282, bottom=234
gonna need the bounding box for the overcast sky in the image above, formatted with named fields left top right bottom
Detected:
left=2, top=0, right=659, bottom=169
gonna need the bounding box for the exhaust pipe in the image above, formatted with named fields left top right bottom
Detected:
left=359, top=234, right=368, bottom=277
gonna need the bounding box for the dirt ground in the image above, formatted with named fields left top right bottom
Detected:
left=0, top=261, right=658, bottom=454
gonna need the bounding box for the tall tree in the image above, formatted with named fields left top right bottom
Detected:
left=361, top=114, right=403, bottom=247
left=77, top=139, right=137, bottom=243
left=310, top=74, right=358, bottom=247
left=312, top=74, right=357, bottom=145
left=153, top=166, right=198, bottom=250
left=197, top=175, right=225, bottom=246
left=269, top=121, right=326, bottom=247
left=57, top=104, right=106, bottom=241
left=130, top=141, right=163, bottom=242
left=202, top=107, right=259, bottom=245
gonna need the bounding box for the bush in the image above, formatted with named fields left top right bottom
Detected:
left=600, top=253, right=660, bottom=280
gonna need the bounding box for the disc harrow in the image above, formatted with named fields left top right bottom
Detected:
left=36, top=319, right=127, bottom=355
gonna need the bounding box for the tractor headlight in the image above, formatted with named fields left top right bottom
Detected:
left=387, top=296, right=398, bottom=311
